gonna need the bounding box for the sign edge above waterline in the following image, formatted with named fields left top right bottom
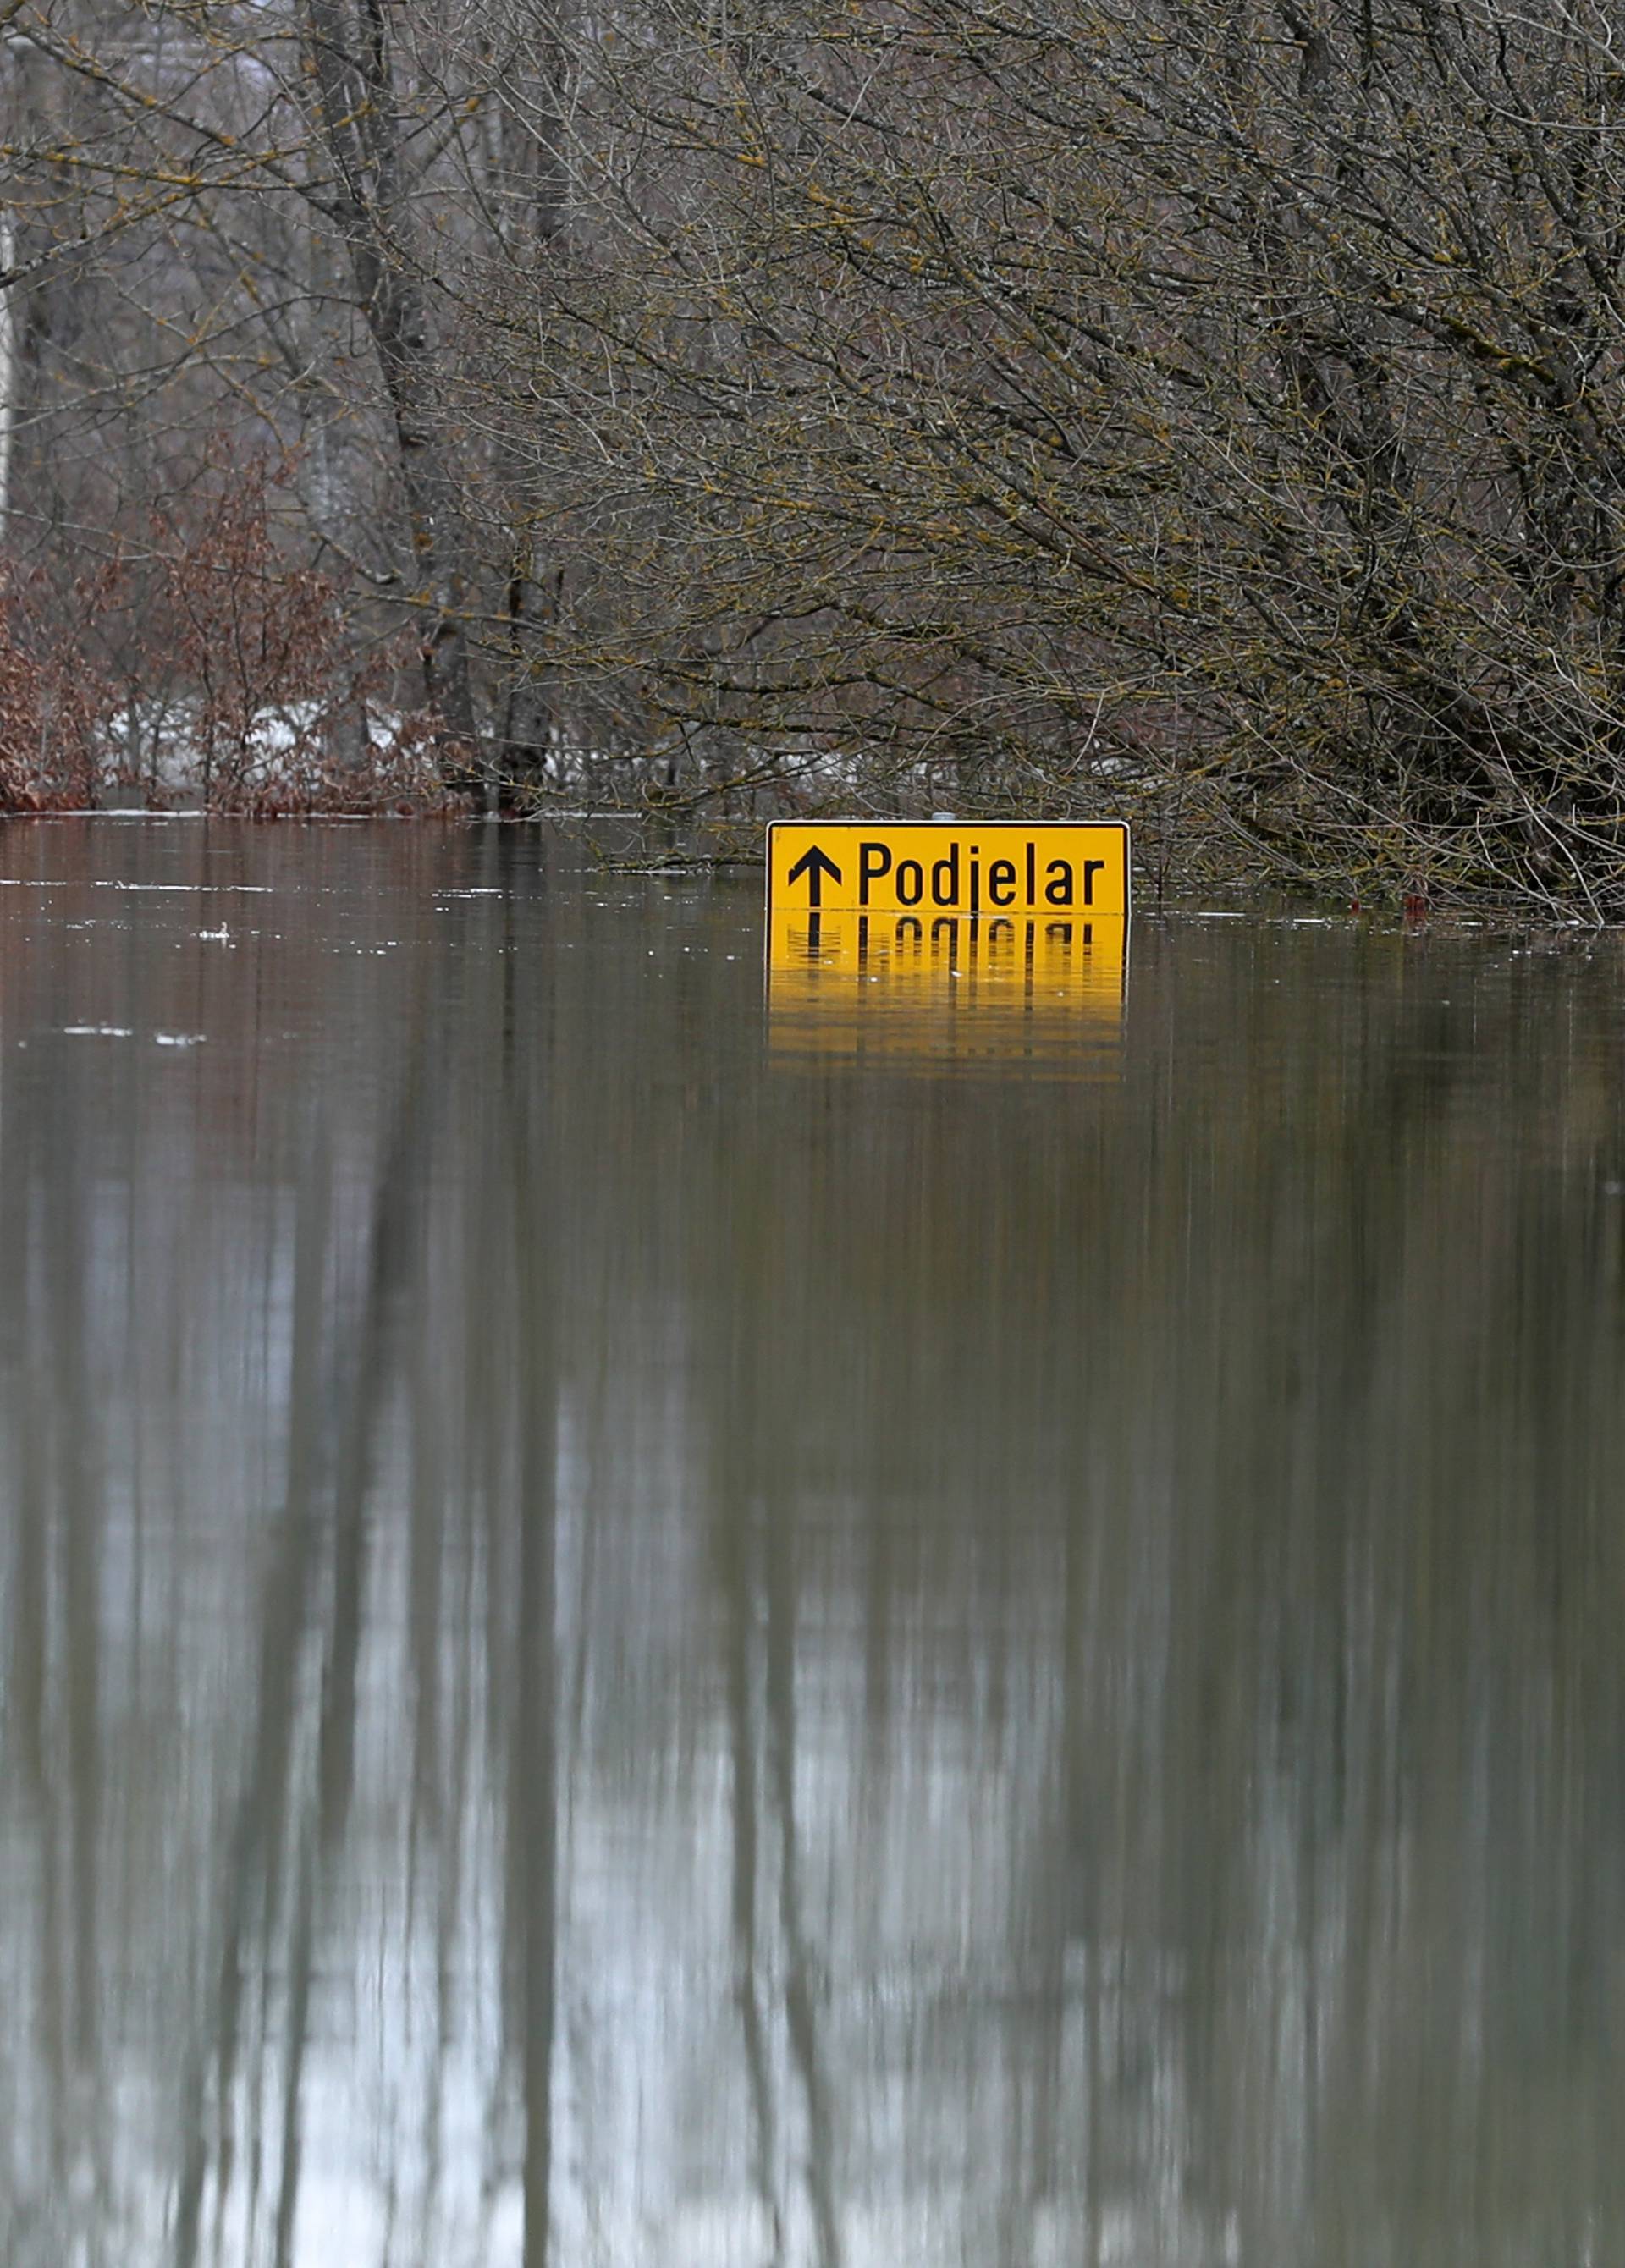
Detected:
left=766, top=819, right=1132, bottom=922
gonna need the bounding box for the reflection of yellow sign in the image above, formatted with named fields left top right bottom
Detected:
left=768, top=911, right=1127, bottom=1069
left=768, top=821, right=1131, bottom=918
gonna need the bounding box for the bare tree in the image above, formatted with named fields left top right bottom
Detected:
left=471, top=0, right=1625, bottom=906
left=8, top=0, right=1625, bottom=897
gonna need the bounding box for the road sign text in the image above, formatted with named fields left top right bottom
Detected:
left=768, top=822, right=1130, bottom=920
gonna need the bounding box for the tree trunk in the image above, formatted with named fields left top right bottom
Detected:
left=299, top=0, right=482, bottom=767
left=494, top=35, right=570, bottom=802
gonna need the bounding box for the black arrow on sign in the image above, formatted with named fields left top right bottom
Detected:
left=787, top=845, right=843, bottom=907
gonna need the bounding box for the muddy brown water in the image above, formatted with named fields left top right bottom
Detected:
left=2, top=820, right=1623, bottom=2267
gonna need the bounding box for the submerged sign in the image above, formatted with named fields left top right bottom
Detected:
left=768, top=820, right=1131, bottom=920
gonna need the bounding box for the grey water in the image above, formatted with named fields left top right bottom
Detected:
left=2, top=820, right=1623, bottom=2268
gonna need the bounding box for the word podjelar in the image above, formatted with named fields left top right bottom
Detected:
left=767, top=821, right=1131, bottom=920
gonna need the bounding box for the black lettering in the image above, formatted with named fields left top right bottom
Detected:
left=1044, top=859, right=1075, bottom=906
left=931, top=844, right=961, bottom=906
left=895, top=859, right=924, bottom=906
left=970, top=846, right=980, bottom=914
left=988, top=858, right=1016, bottom=906
left=1082, top=857, right=1105, bottom=905
left=859, top=841, right=892, bottom=904
left=1026, top=842, right=1037, bottom=903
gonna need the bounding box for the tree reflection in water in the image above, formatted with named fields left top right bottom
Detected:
left=1, top=827, right=1622, bottom=2266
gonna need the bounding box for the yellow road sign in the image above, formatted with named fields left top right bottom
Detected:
left=768, top=820, right=1131, bottom=920
left=767, top=908, right=1126, bottom=1067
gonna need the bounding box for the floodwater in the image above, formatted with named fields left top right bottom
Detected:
left=2, top=821, right=1623, bottom=2268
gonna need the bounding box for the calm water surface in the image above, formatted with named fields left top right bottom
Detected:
left=2, top=821, right=1623, bottom=2268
